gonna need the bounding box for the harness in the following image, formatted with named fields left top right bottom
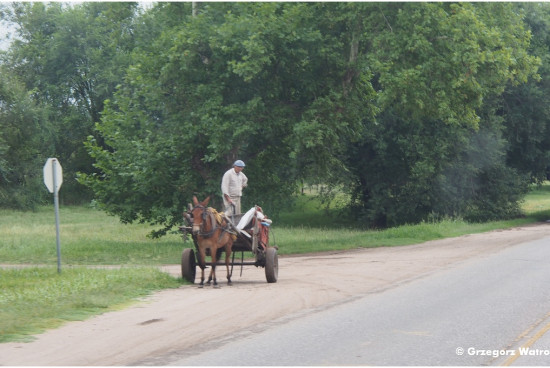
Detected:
left=191, top=205, right=237, bottom=241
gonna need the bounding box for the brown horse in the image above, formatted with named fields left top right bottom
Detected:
left=190, top=196, right=235, bottom=288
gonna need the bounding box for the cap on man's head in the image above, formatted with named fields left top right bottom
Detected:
left=233, top=160, right=245, bottom=167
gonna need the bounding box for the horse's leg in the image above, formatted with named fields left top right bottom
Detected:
left=211, top=247, right=219, bottom=288
left=206, top=247, right=213, bottom=285
left=197, top=247, right=206, bottom=288
left=225, top=242, right=232, bottom=285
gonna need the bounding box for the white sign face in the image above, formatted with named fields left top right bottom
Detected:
left=43, top=158, right=63, bottom=193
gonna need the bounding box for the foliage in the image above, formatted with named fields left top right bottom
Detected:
left=343, top=2, right=539, bottom=226
left=81, top=2, right=377, bottom=234
left=0, top=2, right=547, bottom=231
left=1, top=2, right=138, bottom=203
left=501, top=3, right=550, bottom=183
left=463, top=164, right=529, bottom=222
left=0, top=71, right=50, bottom=209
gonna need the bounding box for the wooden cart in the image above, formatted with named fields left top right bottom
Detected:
left=180, top=206, right=278, bottom=284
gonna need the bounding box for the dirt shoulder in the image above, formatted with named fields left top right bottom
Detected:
left=1, top=223, right=550, bottom=366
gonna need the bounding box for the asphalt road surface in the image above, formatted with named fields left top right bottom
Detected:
left=170, top=236, right=550, bottom=366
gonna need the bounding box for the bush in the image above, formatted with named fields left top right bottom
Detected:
left=464, top=165, right=529, bottom=222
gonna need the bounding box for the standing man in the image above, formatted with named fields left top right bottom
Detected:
left=221, top=160, right=248, bottom=216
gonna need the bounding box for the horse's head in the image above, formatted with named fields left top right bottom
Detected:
left=191, top=196, right=211, bottom=235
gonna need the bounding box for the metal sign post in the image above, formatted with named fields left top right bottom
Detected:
left=43, top=158, right=63, bottom=273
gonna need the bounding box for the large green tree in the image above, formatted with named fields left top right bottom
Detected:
left=1, top=2, right=138, bottom=203
left=343, top=2, right=539, bottom=226
left=81, top=2, right=376, bottom=234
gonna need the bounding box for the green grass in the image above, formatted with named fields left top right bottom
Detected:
left=0, top=206, right=185, bottom=343
left=273, top=218, right=534, bottom=254
left=274, top=183, right=550, bottom=254
left=0, top=206, right=184, bottom=265
left=0, top=266, right=182, bottom=342
left=2, top=187, right=548, bottom=264
left=1, top=183, right=550, bottom=343
left=520, top=183, right=550, bottom=220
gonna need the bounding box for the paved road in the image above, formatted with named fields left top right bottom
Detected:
left=169, top=237, right=550, bottom=366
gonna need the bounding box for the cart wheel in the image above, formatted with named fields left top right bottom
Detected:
left=181, top=248, right=196, bottom=283
left=265, top=247, right=278, bottom=283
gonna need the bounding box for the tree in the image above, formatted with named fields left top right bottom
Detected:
left=500, top=3, right=550, bottom=183
left=1, top=2, right=138, bottom=203
left=81, top=2, right=378, bottom=234
left=0, top=71, right=50, bottom=209
left=343, top=2, right=538, bottom=226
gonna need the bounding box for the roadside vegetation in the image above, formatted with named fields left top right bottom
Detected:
left=0, top=267, right=180, bottom=343
left=276, top=184, right=550, bottom=254
left=1, top=183, right=550, bottom=343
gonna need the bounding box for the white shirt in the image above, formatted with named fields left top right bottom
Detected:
left=221, top=168, right=248, bottom=197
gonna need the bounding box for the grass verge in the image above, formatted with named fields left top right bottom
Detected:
left=274, top=184, right=550, bottom=254
left=0, top=266, right=182, bottom=342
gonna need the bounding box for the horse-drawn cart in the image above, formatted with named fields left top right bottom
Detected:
left=180, top=199, right=278, bottom=286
